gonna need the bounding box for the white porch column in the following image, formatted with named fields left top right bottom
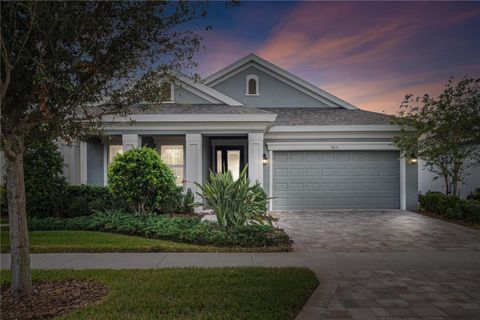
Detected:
left=400, top=157, right=407, bottom=210
left=185, top=134, right=203, bottom=212
left=122, top=134, right=141, bottom=152
left=248, top=133, right=264, bottom=186
left=79, top=141, right=88, bottom=185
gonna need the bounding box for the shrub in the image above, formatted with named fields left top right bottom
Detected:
left=108, top=147, right=179, bottom=214
left=467, top=188, right=480, bottom=201
left=24, top=139, right=67, bottom=217
left=158, top=186, right=183, bottom=214
left=419, top=192, right=480, bottom=224
left=182, top=188, right=196, bottom=214
left=63, top=185, right=115, bottom=217
left=27, top=211, right=291, bottom=248
left=196, top=166, right=275, bottom=228
left=461, top=200, right=480, bottom=224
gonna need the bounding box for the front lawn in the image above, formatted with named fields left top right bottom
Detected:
left=0, top=230, right=289, bottom=253
left=1, top=268, right=318, bottom=320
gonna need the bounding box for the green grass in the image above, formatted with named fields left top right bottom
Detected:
left=0, top=230, right=289, bottom=253
left=1, top=268, right=318, bottom=320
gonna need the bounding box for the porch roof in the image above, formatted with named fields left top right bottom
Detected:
left=130, top=104, right=274, bottom=115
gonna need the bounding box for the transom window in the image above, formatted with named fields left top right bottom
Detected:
left=245, top=74, right=259, bottom=95
left=108, top=145, right=123, bottom=164
left=161, top=145, right=184, bottom=185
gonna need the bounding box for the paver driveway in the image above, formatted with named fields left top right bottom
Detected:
left=273, top=210, right=480, bottom=319
left=273, top=209, right=480, bottom=252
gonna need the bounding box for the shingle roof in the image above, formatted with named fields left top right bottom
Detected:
left=259, top=107, right=392, bottom=126
left=131, top=104, right=274, bottom=115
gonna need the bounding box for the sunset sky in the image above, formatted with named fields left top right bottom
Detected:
left=191, top=1, right=480, bottom=114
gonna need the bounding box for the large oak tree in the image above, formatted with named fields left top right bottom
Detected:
left=1, top=1, right=209, bottom=297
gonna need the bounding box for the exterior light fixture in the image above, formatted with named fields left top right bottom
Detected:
left=262, top=153, right=268, bottom=165
left=409, top=153, right=418, bottom=164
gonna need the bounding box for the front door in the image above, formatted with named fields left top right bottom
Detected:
left=214, top=146, right=245, bottom=180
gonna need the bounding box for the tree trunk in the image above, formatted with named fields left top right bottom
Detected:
left=5, top=136, right=33, bottom=297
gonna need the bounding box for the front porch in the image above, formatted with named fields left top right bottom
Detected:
left=75, top=132, right=266, bottom=209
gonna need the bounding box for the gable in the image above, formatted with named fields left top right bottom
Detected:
left=174, top=84, right=210, bottom=104
left=210, top=65, right=331, bottom=108
left=205, top=54, right=357, bottom=109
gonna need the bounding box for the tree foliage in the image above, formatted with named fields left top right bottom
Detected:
left=392, top=77, right=480, bottom=196
left=0, top=1, right=208, bottom=296
left=24, top=138, right=66, bottom=217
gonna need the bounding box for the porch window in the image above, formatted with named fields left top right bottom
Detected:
left=108, top=145, right=123, bottom=164
left=161, top=145, right=184, bottom=185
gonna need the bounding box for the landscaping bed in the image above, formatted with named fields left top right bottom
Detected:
left=0, top=230, right=289, bottom=253
left=0, top=268, right=318, bottom=320
left=21, top=211, right=291, bottom=251
left=418, top=192, right=480, bottom=228
left=1, top=279, right=108, bottom=320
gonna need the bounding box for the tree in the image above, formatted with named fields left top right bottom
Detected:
left=392, top=77, right=480, bottom=196
left=1, top=1, right=208, bottom=297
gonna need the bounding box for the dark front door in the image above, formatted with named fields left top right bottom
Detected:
left=214, top=146, right=245, bottom=180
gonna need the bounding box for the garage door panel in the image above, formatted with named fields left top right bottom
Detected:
left=272, top=151, right=400, bottom=209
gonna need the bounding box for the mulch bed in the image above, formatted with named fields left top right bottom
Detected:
left=1, top=279, right=109, bottom=320
left=417, top=210, right=479, bottom=230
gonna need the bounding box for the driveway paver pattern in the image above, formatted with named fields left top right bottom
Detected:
left=273, top=210, right=480, bottom=252
left=274, top=210, right=480, bottom=319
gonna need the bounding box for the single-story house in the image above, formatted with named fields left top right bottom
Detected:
left=58, top=54, right=419, bottom=211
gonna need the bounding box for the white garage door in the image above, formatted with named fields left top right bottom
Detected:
left=272, top=151, right=400, bottom=210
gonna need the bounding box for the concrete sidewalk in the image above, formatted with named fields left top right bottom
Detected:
left=2, top=251, right=480, bottom=271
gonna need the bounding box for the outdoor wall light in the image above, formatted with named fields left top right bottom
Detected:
left=262, top=153, right=268, bottom=165
left=409, top=153, right=418, bottom=164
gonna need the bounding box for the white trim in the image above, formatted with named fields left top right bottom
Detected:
left=400, top=157, right=407, bottom=210
left=185, top=134, right=203, bottom=212
left=265, top=132, right=399, bottom=140
left=103, top=144, right=108, bottom=186
left=245, top=74, right=259, bottom=96
left=79, top=141, right=87, bottom=185
left=267, top=141, right=399, bottom=151
left=248, top=133, right=264, bottom=186
left=268, top=149, right=273, bottom=211
left=102, top=113, right=277, bottom=123
left=103, top=122, right=271, bottom=132
left=175, top=75, right=243, bottom=106
left=205, top=54, right=357, bottom=110
left=268, top=125, right=403, bottom=133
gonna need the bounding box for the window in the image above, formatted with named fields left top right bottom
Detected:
left=161, top=145, right=184, bottom=185
left=245, top=75, right=259, bottom=95
left=161, top=82, right=174, bottom=102
left=108, top=145, right=123, bottom=164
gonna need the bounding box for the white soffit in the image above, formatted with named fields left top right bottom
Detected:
left=175, top=75, right=243, bottom=106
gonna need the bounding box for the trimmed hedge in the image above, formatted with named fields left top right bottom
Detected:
left=419, top=192, right=480, bottom=224
left=27, top=211, right=291, bottom=248
left=63, top=185, right=116, bottom=217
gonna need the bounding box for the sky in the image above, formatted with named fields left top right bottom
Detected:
left=188, top=1, right=480, bottom=114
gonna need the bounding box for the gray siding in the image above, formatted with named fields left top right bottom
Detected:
left=87, top=142, right=104, bottom=186
left=406, top=161, right=418, bottom=211
left=212, top=66, right=330, bottom=108
left=174, top=85, right=210, bottom=104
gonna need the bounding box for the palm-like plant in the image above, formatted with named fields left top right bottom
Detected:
left=196, top=166, right=276, bottom=228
